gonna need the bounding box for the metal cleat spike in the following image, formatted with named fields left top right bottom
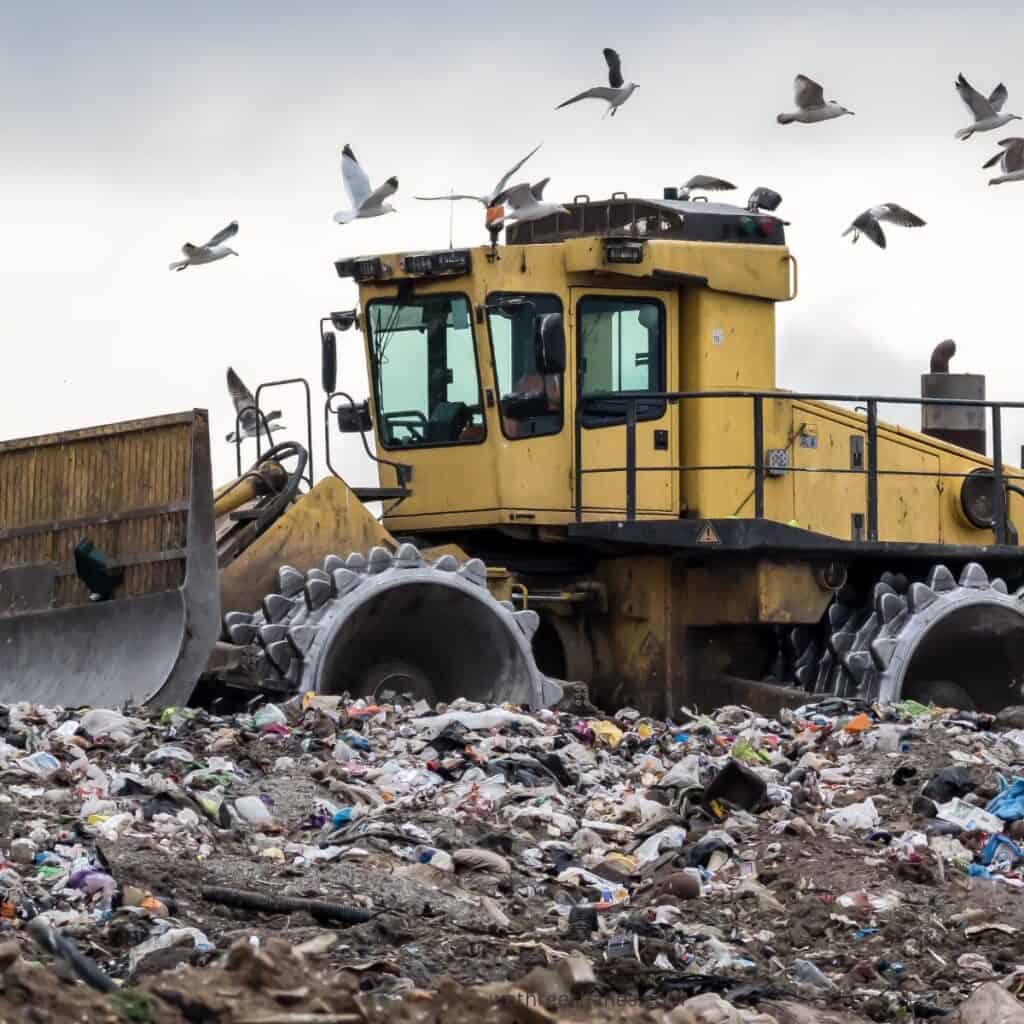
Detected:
left=346, top=552, right=368, bottom=572
left=870, top=635, right=899, bottom=669
left=959, top=562, right=990, bottom=590
left=844, top=649, right=874, bottom=684
left=265, top=640, right=293, bottom=676
left=433, top=554, right=459, bottom=572
left=513, top=609, right=539, bottom=639
left=851, top=612, right=880, bottom=652
left=332, top=568, right=362, bottom=597
left=876, top=591, right=908, bottom=625
left=394, top=543, right=424, bottom=569
left=258, top=624, right=288, bottom=647
left=323, top=554, right=345, bottom=575
left=926, top=564, right=956, bottom=593
left=880, top=571, right=909, bottom=595
left=993, top=578, right=1009, bottom=594
left=304, top=578, right=333, bottom=611
left=287, top=625, right=316, bottom=656
left=306, top=568, right=331, bottom=584
left=228, top=623, right=258, bottom=646
left=224, top=610, right=254, bottom=629
left=367, top=547, right=394, bottom=574
left=459, top=558, right=488, bottom=587
left=794, top=662, right=817, bottom=689
left=907, top=582, right=937, bottom=613
left=277, top=566, right=305, bottom=598
left=262, top=593, right=294, bottom=624
left=828, top=603, right=853, bottom=630
left=872, top=582, right=896, bottom=607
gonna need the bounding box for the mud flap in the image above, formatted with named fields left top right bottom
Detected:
left=0, top=411, right=220, bottom=708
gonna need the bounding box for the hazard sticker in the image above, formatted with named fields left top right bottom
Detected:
left=696, top=521, right=721, bottom=545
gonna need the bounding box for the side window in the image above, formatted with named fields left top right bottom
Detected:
left=367, top=295, right=485, bottom=448
left=578, top=297, right=665, bottom=427
left=487, top=294, right=564, bottom=439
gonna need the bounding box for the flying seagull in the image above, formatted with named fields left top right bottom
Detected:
left=777, top=74, right=854, bottom=124
left=168, top=221, right=239, bottom=271
left=556, top=48, right=638, bottom=118
left=678, top=175, right=736, bottom=200
left=983, top=137, right=1024, bottom=184
left=225, top=367, right=285, bottom=443
left=954, top=74, right=1020, bottom=140
left=494, top=180, right=569, bottom=225
left=414, top=144, right=543, bottom=207
left=333, top=145, right=398, bottom=224
left=841, top=205, right=926, bottom=248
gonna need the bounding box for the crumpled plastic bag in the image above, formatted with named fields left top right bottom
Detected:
left=633, top=825, right=687, bottom=868
left=826, top=797, right=880, bottom=831
left=987, top=778, right=1024, bottom=822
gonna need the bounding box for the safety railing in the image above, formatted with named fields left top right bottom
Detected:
left=573, top=390, right=1024, bottom=545
left=232, top=378, right=315, bottom=489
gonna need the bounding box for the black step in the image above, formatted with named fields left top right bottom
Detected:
left=351, top=487, right=411, bottom=501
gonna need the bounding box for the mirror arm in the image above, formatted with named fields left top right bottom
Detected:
left=326, top=390, right=413, bottom=486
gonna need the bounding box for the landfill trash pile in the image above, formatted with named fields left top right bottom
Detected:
left=7, top=698, right=1024, bottom=1021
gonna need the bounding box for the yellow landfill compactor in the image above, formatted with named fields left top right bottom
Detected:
left=3, top=187, right=1024, bottom=714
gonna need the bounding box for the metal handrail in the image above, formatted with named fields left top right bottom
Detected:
left=573, top=388, right=1024, bottom=544
left=253, top=378, right=314, bottom=489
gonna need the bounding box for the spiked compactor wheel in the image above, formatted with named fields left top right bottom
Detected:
left=222, top=544, right=561, bottom=709
left=787, top=563, right=1024, bottom=710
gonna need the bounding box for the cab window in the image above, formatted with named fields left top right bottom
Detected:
left=487, top=293, right=564, bottom=439
left=366, top=295, right=485, bottom=448
left=578, top=296, right=665, bottom=427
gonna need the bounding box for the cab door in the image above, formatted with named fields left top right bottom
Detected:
left=571, top=289, right=679, bottom=516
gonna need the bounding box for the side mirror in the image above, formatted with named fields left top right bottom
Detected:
left=338, top=400, right=372, bottom=433
left=321, top=331, right=338, bottom=394
left=535, top=313, right=566, bottom=375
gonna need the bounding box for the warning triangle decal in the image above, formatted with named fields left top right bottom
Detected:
left=696, top=521, right=721, bottom=545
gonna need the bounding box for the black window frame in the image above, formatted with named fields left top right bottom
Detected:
left=576, top=295, right=667, bottom=430
left=365, top=292, right=487, bottom=451
left=485, top=291, right=566, bottom=442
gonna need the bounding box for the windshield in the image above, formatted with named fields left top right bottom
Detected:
left=366, top=295, right=485, bottom=448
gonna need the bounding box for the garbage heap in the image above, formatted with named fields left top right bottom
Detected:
left=5, top=697, right=1024, bottom=1022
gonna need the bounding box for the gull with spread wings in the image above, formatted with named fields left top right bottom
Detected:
left=556, top=48, right=637, bottom=118
left=677, top=175, right=736, bottom=200
left=983, top=137, right=1024, bottom=184
left=168, top=221, right=239, bottom=271
left=225, top=367, right=286, bottom=444
left=841, top=205, right=926, bottom=249
left=954, top=74, right=1020, bottom=140
left=777, top=74, right=854, bottom=124
left=333, top=145, right=398, bottom=225
left=494, top=179, right=569, bottom=225
left=414, top=144, right=543, bottom=207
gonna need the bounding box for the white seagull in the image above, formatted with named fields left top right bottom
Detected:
left=678, top=175, right=736, bottom=200
left=168, top=220, right=239, bottom=271
left=955, top=74, right=1021, bottom=140
left=841, top=204, right=926, bottom=249
left=225, top=367, right=286, bottom=444
left=983, top=137, right=1024, bottom=184
left=333, top=145, right=398, bottom=224
left=777, top=74, right=854, bottom=125
left=414, top=144, right=543, bottom=207
left=496, top=180, right=569, bottom=225
left=556, top=48, right=638, bottom=118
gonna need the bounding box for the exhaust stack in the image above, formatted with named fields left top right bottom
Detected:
left=921, top=340, right=986, bottom=454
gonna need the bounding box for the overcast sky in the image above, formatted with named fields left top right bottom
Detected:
left=3, top=0, right=1024, bottom=486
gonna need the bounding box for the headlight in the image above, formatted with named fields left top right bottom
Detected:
left=960, top=467, right=999, bottom=528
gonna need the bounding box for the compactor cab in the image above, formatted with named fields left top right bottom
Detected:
left=3, top=187, right=1024, bottom=715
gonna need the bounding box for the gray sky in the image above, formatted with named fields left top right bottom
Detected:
left=4, top=0, right=1024, bottom=486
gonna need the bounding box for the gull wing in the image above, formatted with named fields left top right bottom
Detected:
left=202, top=220, right=238, bottom=248
left=683, top=174, right=736, bottom=191
left=414, top=194, right=486, bottom=203
left=990, top=83, right=1009, bottom=113
left=341, top=145, right=372, bottom=208
left=500, top=183, right=537, bottom=210
left=603, top=48, right=624, bottom=89
left=556, top=86, right=618, bottom=109
left=491, top=143, right=543, bottom=201
left=853, top=211, right=887, bottom=249
left=999, top=137, right=1024, bottom=172
left=956, top=74, right=995, bottom=120
left=794, top=74, right=825, bottom=109
left=877, top=204, right=926, bottom=228
left=227, top=367, right=256, bottom=416
left=362, top=176, right=398, bottom=211
left=529, top=177, right=550, bottom=200
left=982, top=148, right=1005, bottom=169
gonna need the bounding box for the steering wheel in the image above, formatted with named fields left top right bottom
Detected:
left=383, top=410, right=428, bottom=443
